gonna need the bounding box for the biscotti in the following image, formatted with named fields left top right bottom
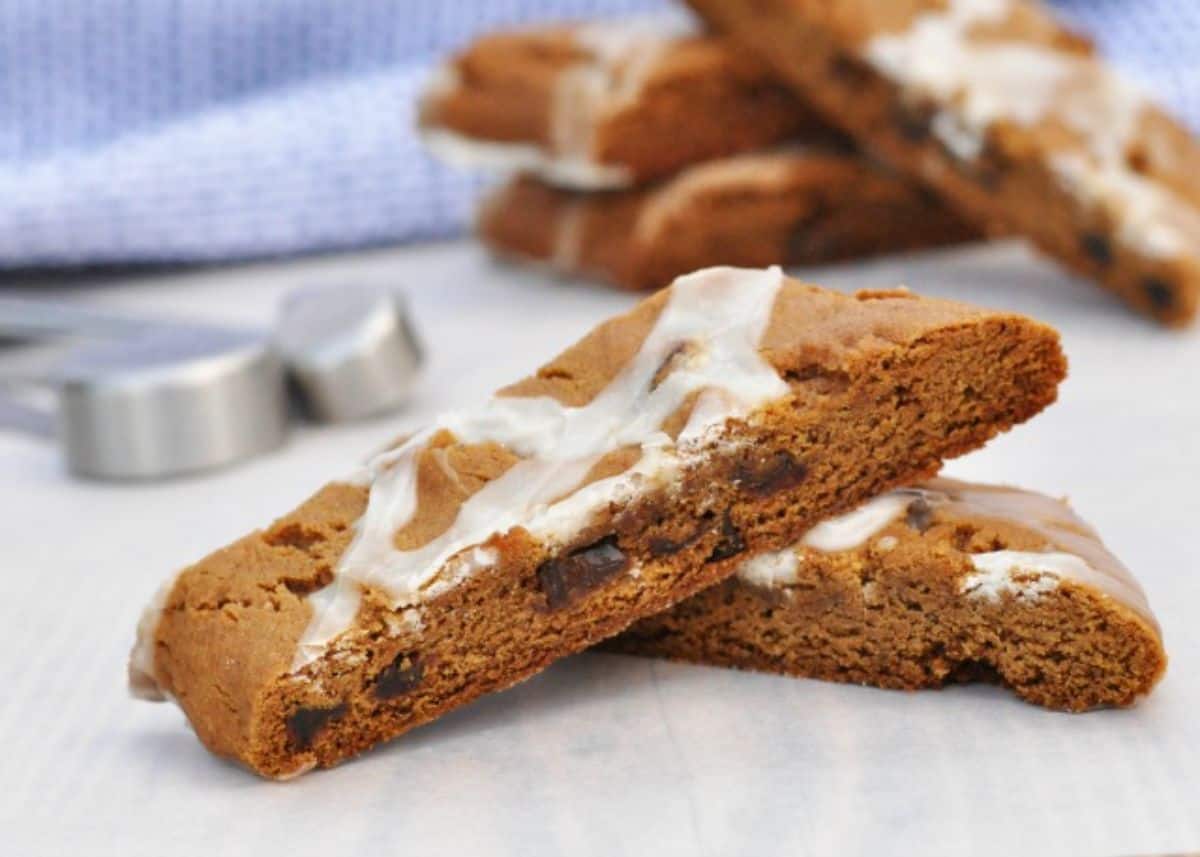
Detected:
left=608, top=477, right=1165, bottom=711
left=686, top=0, right=1200, bottom=325
left=419, top=18, right=827, bottom=189
left=130, top=266, right=1066, bottom=778
left=479, top=149, right=977, bottom=290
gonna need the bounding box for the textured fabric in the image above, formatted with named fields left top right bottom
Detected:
left=0, top=0, right=1195, bottom=268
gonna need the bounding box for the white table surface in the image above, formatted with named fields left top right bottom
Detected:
left=3, top=240, right=1198, bottom=857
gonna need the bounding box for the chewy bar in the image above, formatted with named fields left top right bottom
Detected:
left=609, top=477, right=1165, bottom=711
left=686, top=0, right=1200, bottom=325
left=130, top=266, right=1065, bottom=778
left=418, top=18, right=829, bottom=189
left=478, top=148, right=978, bottom=291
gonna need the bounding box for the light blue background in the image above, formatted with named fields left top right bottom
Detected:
left=0, top=0, right=1194, bottom=267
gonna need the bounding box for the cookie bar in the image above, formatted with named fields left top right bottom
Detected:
left=478, top=149, right=978, bottom=290
left=609, top=477, right=1165, bottom=711
left=130, top=267, right=1066, bottom=778
left=419, top=18, right=829, bottom=189
left=685, top=0, right=1200, bottom=325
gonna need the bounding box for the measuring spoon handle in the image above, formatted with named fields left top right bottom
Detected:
left=0, top=297, right=166, bottom=341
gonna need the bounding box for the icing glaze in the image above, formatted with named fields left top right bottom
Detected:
left=569, top=13, right=696, bottom=66
left=634, top=147, right=816, bottom=247
left=293, top=266, right=789, bottom=670
left=128, top=579, right=173, bottom=701
left=551, top=17, right=691, bottom=160
left=737, top=549, right=801, bottom=588
left=800, top=492, right=915, bottom=553
left=1052, top=151, right=1200, bottom=259
left=423, top=14, right=694, bottom=191
left=926, top=478, right=1153, bottom=623
left=726, top=477, right=1154, bottom=629
left=875, top=535, right=899, bottom=552
left=420, top=126, right=633, bottom=190
left=552, top=199, right=588, bottom=269
left=961, top=550, right=1077, bottom=601
left=864, top=0, right=1200, bottom=260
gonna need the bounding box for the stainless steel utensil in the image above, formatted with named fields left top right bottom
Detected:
left=275, top=284, right=422, bottom=423
left=0, top=283, right=422, bottom=480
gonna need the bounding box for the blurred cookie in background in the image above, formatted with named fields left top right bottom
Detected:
left=419, top=17, right=834, bottom=189
left=477, top=148, right=977, bottom=290
left=685, top=0, right=1200, bottom=325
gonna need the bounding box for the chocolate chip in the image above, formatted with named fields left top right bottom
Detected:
left=285, top=703, right=346, bottom=751
left=706, top=511, right=746, bottom=563
left=537, top=535, right=630, bottom=609
left=784, top=207, right=835, bottom=263
left=1080, top=232, right=1113, bottom=267
left=948, top=659, right=1004, bottom=687
left=374, top=652, right=424, bottom=701
left=828, top=54, right=871, bottom=87
left=905, top=497, right=935, bottom=532
left=618, top=624, right=678, bottom=645
left=648, top=530, right=700, bottom=557
left=894, top=103, right=933, bottom=142
left=735, top=450, right=807, bottom=496
left=1142, top=277, right=1175, bottom=312
left=959, top=154, right=1001, bottom=190
left=1126, top=146, right=1150, bottom=175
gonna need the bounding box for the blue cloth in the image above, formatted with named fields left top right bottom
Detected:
left=0, top=0, right=1195, bottom=268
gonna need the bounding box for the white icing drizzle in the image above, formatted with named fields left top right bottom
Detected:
left=552, top=199, right=588, bottom=270
left=422, top=13, right=694, bottom=191
left=293, top=266, right=789, bottom=670
left=961, top=550, right=1077, bottom=601
left=800, top=492, right=915, bottom=553
left=727, top=478, right=1155, bottom=632
left=420, top=126, right=633, bottom=190
left=569, top=12, right=696, bottom=65
left=128, top=579, right=174, bottom=701
left=734, top=487, right=928, bottom=587
left=551, top=19, right=679, bottom=160
left=634, top=147, right=815, bottom=248
left=929, top=478, right=1153, bottom=622
left=864, top=0, right=1200, bottom=260
left=1051, top=151, right=1200, bottom=259
left=737, top=549, right=801, bottom=588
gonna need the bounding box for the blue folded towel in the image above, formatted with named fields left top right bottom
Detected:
left=0, top=0, right=1195, bottom=268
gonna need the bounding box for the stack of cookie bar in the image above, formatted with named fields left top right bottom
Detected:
left=420, top=1, right=1200, bottom=327
left=419, top=16, right=978, bottom=291
left=129, top=0, right=1178, bottom=780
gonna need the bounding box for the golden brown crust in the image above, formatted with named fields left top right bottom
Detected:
left=685, top=0, right=1200, bottom=325
left=478, top=150, right=978, bottom=290
left=138, top=275, right=1066, bottom=777
left=608, top=478, right=1166, bottom=711
left=419, top=24, right=827, bottom=184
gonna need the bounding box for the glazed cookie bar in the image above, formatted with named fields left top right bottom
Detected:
left=686, top=0, right=1200, bottom=325
left=609, top=477, right=1165, bottom=711
left=419, top=18, right=829, bottom=189
left=130, top=267, right=1066, bottom=778
left=478, top=149, right=978, bottom=291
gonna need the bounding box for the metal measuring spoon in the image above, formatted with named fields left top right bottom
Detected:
left=274, top=284, right=422, bottom=423
left=56, top=327, right=288, bottom=479
left=0, top=298, right=288, bottom=479
left=0, top=283, right=422, bottom=480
